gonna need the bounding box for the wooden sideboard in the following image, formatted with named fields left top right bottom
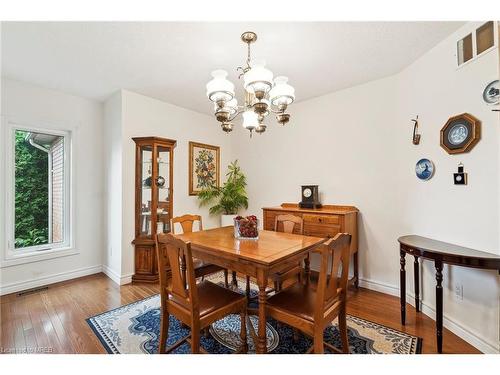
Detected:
left=262, top=203, right=359, bottom=287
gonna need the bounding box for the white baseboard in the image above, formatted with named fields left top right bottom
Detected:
left=359, top=276, right=499, bottom=354
left=102, top=265, right=133, bottom=286
left=0, top=264, right=102, bottom=296
left=359, top=277, right=400, bottom=297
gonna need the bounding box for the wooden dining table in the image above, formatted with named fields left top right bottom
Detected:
left=175, top=226, right=326, bottom=353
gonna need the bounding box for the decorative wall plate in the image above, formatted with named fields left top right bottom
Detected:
left=482, top=80, right=499, bottom=105
left=440, top=113, right=480, bottom=154
left=415, top=158, right=434, bottom=181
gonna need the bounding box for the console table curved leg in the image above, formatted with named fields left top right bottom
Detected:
left=400, top=249, right=406, bottom=325
left=414, top=256, right=420, bottom=312
left=435, top=260, right=444, bottom=353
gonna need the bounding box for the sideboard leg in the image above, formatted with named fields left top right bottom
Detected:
left=400, top=249, right=406, bottom=325
left=353, top=252, right=359, bottom=289
left=414, top=256, right=420, bottom=312
left=435, top=260, right=444, bottom=353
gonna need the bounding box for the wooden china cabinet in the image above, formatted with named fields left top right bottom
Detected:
left=131, top=137, right=176, bottom=283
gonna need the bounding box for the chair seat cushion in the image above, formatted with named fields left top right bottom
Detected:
left=266, top=283, right=317, bottom=322
left=197, top=280, right=246, bottom=317
left=267, top=282, right=343, bottom=322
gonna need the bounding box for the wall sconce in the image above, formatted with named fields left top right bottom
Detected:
left=412, top=115, right=421, bottom=145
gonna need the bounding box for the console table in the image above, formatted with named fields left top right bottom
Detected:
left=398, top=235, right=500, bottom=353
left=263, top=203, right=359, bottom=286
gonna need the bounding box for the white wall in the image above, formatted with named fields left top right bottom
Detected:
left=0, top=78, right=105, bottom=294
left=394, top=22, right=500, bottom=353
left=109, top=90, right=234, bottom=279
left=232, top=22, right=500, bottom=353
left=103, top=91, right=124, bottom=282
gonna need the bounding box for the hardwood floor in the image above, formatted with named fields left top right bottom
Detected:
left=0, top=272, right=480, bottom=354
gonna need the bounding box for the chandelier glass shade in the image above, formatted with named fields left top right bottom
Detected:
left=206, top=70, right=235, bottom=102
left=242, top=110, right=259, bottom=131
left=206, top=31, right=295, bottom=136
left=269, top=76, right=295, bottom=106
left=243, top=59, right=274, bottom=95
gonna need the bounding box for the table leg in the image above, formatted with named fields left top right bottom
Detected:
left=256, top=268, right=268, bottom=354
left=231, top=271, right=238, bottom=287
left=435, top=260, right=444, bottom=353
left=414, top=256, right=420, bottom=312
left=400, top=249, right=406, bottom=325
left=304, top=254, right=311, bottom=285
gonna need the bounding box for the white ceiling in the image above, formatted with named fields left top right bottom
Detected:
left=1, top=22, right=464, bottom=115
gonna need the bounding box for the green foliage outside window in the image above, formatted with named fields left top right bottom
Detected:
left=14, top=130, right=49, bottom=248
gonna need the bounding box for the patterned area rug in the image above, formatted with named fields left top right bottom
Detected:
left=87, top=273, right=422, bottom=354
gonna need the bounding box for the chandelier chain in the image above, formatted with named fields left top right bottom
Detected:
left=246, top=41, right=251, bottom=69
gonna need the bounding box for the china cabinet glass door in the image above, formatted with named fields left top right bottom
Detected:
left=139, top=145, right=153, bottom=236
left=155, top=145, right=171, bottom=234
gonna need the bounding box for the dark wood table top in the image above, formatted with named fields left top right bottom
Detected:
left=175, top=226, right=326, bottom=266
left=263, top=203, right=359, bottom=214
left=398, top=235, right=500, bottom=271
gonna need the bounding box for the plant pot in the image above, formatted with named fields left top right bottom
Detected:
left=221, top=214, right=237, bottom=227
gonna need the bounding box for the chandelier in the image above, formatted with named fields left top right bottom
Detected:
left=206, top=31, right=295, bottom=136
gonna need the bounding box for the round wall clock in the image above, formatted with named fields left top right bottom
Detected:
left=440, top=113, right=480, bottom=154
left=415, top=158, right=434, bottom=181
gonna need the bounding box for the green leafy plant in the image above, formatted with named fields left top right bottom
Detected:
left=14, top=130, right=49, bottom=248
left=197, top=160, right=248, bottom=215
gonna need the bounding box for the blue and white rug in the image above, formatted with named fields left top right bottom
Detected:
left=87, top=273, right=422, bottom=354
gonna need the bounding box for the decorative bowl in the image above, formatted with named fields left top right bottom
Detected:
left=234, top=216, right=259, bottom=240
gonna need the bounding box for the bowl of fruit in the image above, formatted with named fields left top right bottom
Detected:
left=234, top=215, right=259, bottom=239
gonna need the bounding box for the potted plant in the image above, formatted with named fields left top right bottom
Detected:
left=198, top=160, right=249, bottom=226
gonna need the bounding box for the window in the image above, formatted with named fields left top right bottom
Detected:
left=457, top=33, right=473, bottom=65
left=4, top=124, right=72, bottom=261
left=476, top=21, right=494, bottom=55
left=457, top=21, right=497, bottom=66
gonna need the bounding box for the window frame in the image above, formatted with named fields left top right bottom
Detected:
left=2, top=120, right=75, bottom=267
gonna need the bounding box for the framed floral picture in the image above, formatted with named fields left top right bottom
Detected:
left=189, top=141, right=220, bottom=195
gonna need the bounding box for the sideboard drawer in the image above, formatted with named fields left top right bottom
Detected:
left=303, top=214, right=340, bottom=225
left=303, top=223, right=341, bottom=238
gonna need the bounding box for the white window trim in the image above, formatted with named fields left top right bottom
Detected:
left=1, top=119, right=76, bottom=268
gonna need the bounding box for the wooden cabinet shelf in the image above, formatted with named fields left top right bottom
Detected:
left=132, top=136, right=176, bottom=283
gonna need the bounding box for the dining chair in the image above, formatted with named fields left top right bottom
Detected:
left=156, top=233, right=248, bottom=354
left=271, top=214, right=305, bottom=291
left=171, top=214, right=229, bottom=288
left=242, top=214, right=305, bottom=298
left=265, top=233, right=352, bottom=354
